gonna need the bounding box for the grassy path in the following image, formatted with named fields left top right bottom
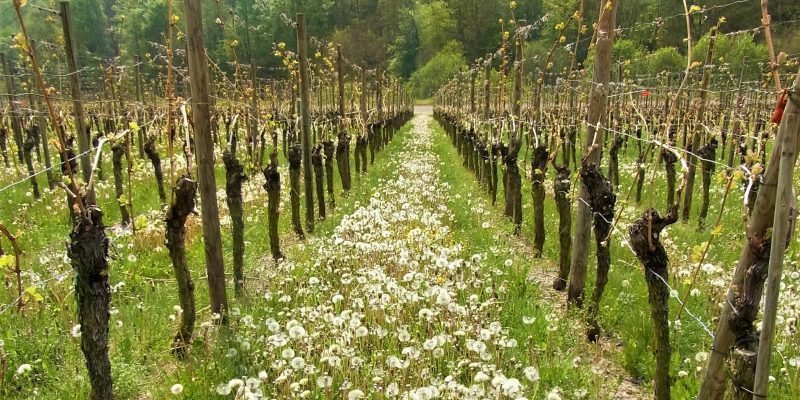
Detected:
left=427, top=116, right=647, bottom=399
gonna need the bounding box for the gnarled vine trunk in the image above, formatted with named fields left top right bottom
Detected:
left=69, top=208, right=113, bottom=400
left=288, top=142, right=305, bottom=239
left=223, top=151, right=247, bottom=296
left=165, top=176, right=197, bottom=356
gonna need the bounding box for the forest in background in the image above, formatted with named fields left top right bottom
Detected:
left=1, top=0, right=798, bottom=98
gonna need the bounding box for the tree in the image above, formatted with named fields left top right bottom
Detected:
left=409, top=41, right=465, bottom=98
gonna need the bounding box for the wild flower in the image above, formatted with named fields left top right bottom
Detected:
left=170, top=383, right=183, bottom=395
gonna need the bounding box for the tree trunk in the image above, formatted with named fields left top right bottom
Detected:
left=111, top=143, right=131, bottom=226
left=324, top=139, right=336, bottom=208
left=336, top=131, right=351, bottom=190
left=263, top=152, right=283, bottom=261
left=531, top=145, right=548, bottom=256
left=313, top=145, right=326, bottom=220
left=223, top=151, right=247, bottom=296
left=165, top=176, right=197, bottom=356
left=629, top=208, right=678, bottom=400
left=727, top=232, right=769, bottom=399
left=491, top=144, right=499, bottom=205
left=698, top=138, right=719, bottom=229
left=69, top=208, right=113, bottom=400
left=608, top=135, right=623, bottom=188
left=23, top=128, right=40, bottom=200
left=581, top=161, right=616, bottom=342
left=358, top=134, right=368, bottom=173
left=506, top=138, right=522, bottom=234
left=288, top=143, right=305, bottom=240
left=663, top=148, right=677, bottom=207
left=144, top=136, right=167, bottom=205
left=0, top=126, right=8, bottom=167
left=682, top=28, right=717, bottom=223
left=553, top=165, right=572, bottom=291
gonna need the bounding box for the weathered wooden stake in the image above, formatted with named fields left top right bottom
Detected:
left=296, top=13, right=315, bottom=233
left=183, top=0, right=228, bottom=319
left=60, top=2, right=93, bottom=199
left=568, top=0, right=618, bottom=307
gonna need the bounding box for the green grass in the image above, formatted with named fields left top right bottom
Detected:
left=0, top=123, right=411, bottom=399
left=428, top=117, right=800, bottom=398
left=2, top=114, right=800, bottom=399
left=430, top=121, right=609, bottom=398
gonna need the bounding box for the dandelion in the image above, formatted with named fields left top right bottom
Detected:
left=71, top=324, right=82, bottom=338
left=504, top=259, right=513, bottom=267
left=290, top=356, right=305, bottom=370
left=355, top=326, right=369, bottom=337
left=170, top=383, right=183, bottom=395
left=524, top=366, right=540, bottom=382
left=288, top=325, right=307, bottom=339
left=695, top=351, right=709, bottom=362
left=15, top=363, right=32, bottom=376
left=546, top=387, right=563, bottom=400
left=316, top=375, right=333, bottom=388
left=474, top=371, right=490, bottom=382
left=502, top=378, right=522, bottom=397
left=216, top=383, right=232, bottom=395
left=348, top=389, right=365, bottom=399
left=385, top=382, right=399, bottom=396
left=281, top=348, right=295, bottom=359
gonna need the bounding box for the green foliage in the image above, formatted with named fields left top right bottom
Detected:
left=389, top=12, right=420, bottom=79
left=409, top=41, right=466, bottom=98
left=524, top=39, right=573, bottom=77
left=584, top=39, right=646, bottom=77
left=414, top=0, right=457, bottom=66
left=645, top=47, right=684, bottom=75
left=692, top=32, right=768, bottom=79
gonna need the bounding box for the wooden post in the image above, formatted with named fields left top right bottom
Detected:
left=751, top=88, right=799, bottom=399
left=567, top=0, right=618, bottom=307
left=183, top=0, right=228, bottom=319
left=1, top=53, right=25, bottom=165
left=249, top=59, right=259, bottom=162
left=336, top=45, right=345, bottom=131
left=483, top=54, right=491, bottom=120
left=134, top=55, right=145, bottom=159
left=360, top=63, right=367, bottom=123
left=682, top=27, right=717, bottom=223
left=470, top=67, right=476, bottom=116
left=60, top=1, right=92, bottom=194
left=28, top=40, right=55, bottom=189
left=296, top=13, right=315, bottom=233
left=512, top=35, right=522, bottom=120
left=698, top=66, right=800, bottom=400
left=760, top=0, right=781, bottom=93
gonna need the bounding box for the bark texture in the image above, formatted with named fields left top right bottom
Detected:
left=69, top=208, right=113, bottom=400
left=165, top=176, right=198, bottom=356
